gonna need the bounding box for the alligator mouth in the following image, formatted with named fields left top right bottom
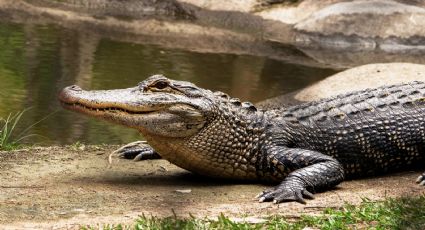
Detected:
left=61, top=102, right=154, bottom=115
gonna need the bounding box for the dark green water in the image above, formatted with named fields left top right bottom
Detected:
left=0, top=22, right=337, bottom=145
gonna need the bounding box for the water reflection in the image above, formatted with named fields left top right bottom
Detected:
left=0, top=22, right=336, bottom=145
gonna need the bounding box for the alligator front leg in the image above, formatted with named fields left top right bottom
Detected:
left=257, top=147, right=345, bottom=204
left=110, top=141, right=161, bottom=162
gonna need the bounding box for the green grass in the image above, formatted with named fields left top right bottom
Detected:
left=292, top=196, right=425, bottom=230
left=0, top=109, right=55, bottom=150
left=0, top=110, right=27, bottom=150
left=83, top=195, right=425, bottom=230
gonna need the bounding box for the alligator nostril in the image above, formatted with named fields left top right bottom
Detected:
left=69, top=85, right=82, bottom=91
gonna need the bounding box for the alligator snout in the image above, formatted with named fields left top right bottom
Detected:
left=67, top=85, right=82, bottom=91
left=58, top=85, right=83, bottom=104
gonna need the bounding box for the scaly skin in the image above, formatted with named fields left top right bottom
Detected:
left=59, top=75, right=425, bottom=204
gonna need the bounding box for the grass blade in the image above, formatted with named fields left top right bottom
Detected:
left=0, top=109, right=54, bottom=150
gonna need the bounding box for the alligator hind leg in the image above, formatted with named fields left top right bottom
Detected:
left=109, top=141, right=161, bottom=163
left=417, top=172, right=425, bottom=186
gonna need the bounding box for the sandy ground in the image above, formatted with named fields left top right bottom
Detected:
left=0, top=146, right=423, bottom=229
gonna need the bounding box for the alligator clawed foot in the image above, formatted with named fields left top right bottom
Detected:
left=109, top=141, right=161, bottom=164
left=257, top=185, right=314, bottom=204
left=113, top=141, right=150, bottom=159
left=416, top=172, right=425, bottom=186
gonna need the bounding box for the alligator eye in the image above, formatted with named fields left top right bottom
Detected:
left=151, top=81, right=168, bottom=89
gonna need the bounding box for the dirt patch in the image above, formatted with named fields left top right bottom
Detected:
left=0, top=146, right=423, bottom=229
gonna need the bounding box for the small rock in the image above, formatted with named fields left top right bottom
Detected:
left=72, top=208, right=85, bottom=212
left=78, top=144, right=86, bottom=151
left=158, top=166, right=168, bottom=172
left=175, top=189, right=192, bottom=194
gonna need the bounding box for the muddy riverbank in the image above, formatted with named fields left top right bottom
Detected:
left=0, top=145, right=423, bottom=228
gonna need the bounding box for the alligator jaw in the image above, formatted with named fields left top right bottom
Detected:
left=60, top=101, right=154, bottom=117
left=58, top=85, right=156, bottom=118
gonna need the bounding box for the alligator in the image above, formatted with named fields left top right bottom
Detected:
left=59, top=75, right=425, bottom=204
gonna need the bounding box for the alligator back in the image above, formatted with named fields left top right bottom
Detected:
left=279, top=81, right=425, bottom=178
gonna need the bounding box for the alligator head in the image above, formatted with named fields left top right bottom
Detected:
left=59, top=75, right=263, bottom=179
left=60, top=75, right=213, bottom=138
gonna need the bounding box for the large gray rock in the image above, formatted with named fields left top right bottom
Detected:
left=6, top=0, right=425, bottom=68
left=295, top=62, right=425, bottom=101
left=257, top=0, right=338, bottom=25
left=257, top=63, right=425, bottom=109
left=294, top=0, right=425, bottom=51
left=24, top=0, right=195, bottom=20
